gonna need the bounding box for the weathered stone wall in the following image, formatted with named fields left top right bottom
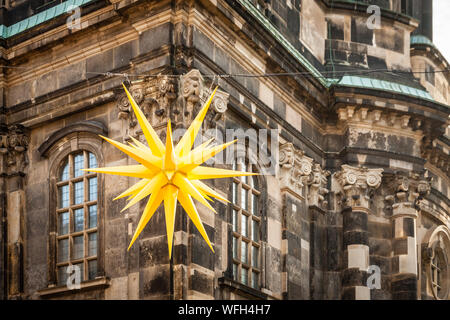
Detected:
left=0, top=0, right=448, bottom=301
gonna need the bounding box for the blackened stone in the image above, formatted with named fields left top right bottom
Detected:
left=391, top=256, right=399, bottom=274
left=173, top=244, right=188, bottom=265
left=369, top=255, right=391, bottom=274
left=403, top=218, right=415, bottom=237
left=190, top=269, right=214, bottom=296
left=114, top=41, right=133, bottom=69
left=139, top=236, right=170, bottom=268
left=142, top=267, right=170, bottom=296
left=141, top=207, right=167, bottom=238
left=286, top=230, right=302, bottom=258
left=287, top=280, right=303, bottom=300
left=343, top=210, right=368, bottom=232
left=327, top=19, right=344, bottom=40
left=343, top=230, right=369, bottom=246
left=246, top=77, right=259, bottom=98
left=273, top=93, right=286, bottom=118
left=341, top=287, right=356, bottom=300
left=368, top=221, right=392, bottom=239
left=392, top=291, right=417, bottom=300
left=369, top=238, right=391, bottom=256
left=327, top=226, right=341, bottom=271
left=190, top=225, right=215, bottom=270
left=86, top=49, right=113, bottom=78
left=393, top=238, right=408, bottom=255
left=140, top=23, right=171, bottom=54
left=391, top=276, right=417, bottom=293
left=214, top=45, right=230, bottom=73
left=386, top=136, right=415, bottom=155
left=287, top=8, right=300, bottom=37
left=348, top=52, right=366, bottom=65
left=351, top=18, right=373, bottom=45
left=174, top=207, right=188, bottom=233
left=342, top=268, right=367, bottom=287
left=368, top=55, right=387, bottom=69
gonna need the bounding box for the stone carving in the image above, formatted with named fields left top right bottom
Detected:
left=278, top=142, right=329, bottom=208
left=307, top=163, right=330, bottom=209
left=0, top=124, right=29, bottom=175
left=335, top=164, right=384, bottom=209
left=384, top=171, right=432, bottom=217
left=116, top=69, right=229, bottom=135
left=421, top=145, right=450, bottom=177
left=337, top=106, right=418, bottom=131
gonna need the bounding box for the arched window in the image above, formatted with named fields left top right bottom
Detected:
left=230, top=156, right=261, bottom=289
left=431, top=248, right=446, bottom=298
left=55, top=150, right=99, bottom=285
left=423, top=225, right=450, bottom=300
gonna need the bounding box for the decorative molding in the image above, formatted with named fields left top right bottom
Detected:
left=307, top=163, right=330, bottom=209
left=38, top=120, right=107, bottom=158
left=0, top=124, right=29, bottom=175
left=117, top=69, right=230, bottom=137
left=278, top=142, right=329, bottom=208
left=335, top=164, right=383, bottom=210
left=337, top=106, right=424, bottom=137
left=384, top=171, right=432, bottom=218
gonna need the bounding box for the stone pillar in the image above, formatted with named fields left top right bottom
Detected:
left=336, top=165, right=383, bottom=300
left=0, top=124, right=29, bottom=299
left=386, top=172, right=431, bottom=299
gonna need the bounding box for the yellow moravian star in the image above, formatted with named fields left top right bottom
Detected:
left=84, top=84, right=256, bottom=258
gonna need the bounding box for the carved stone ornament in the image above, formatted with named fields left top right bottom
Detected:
left=0, top=124, right=29, bottom=175
left=116, top=69, right=230, bottom=139
left=384, top=171, right=432, bottom=217
left=278, top=142, right=330, bottom=208
left=335, top=164, right=383, bottom=210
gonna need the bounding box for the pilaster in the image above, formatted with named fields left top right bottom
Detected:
left=335, top=165, right=383, bottom=300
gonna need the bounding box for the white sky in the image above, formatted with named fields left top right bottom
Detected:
left=433, top=0, right=450, bottom=62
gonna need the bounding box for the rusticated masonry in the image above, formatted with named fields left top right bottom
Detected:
left=0, top=124, right=29, bottom=299
left=384, top=171, right=432, bottom=299
left=335, top=165, right=383, bottom=300
left=278, top=142, right=329, bottom=299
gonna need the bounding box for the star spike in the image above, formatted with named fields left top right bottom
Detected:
left=175, top=87, right=218, bottom=157
left=123, top=84, right=165, bottom=157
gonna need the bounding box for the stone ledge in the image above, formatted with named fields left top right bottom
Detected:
left=37, top=277, right=110, bottom=298
left=218, top=277, right=268, bottom=300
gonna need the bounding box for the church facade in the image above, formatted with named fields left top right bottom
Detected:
left=0, top=0, right=449, bottom=300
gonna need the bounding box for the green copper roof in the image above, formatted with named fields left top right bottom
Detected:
left=0, top=0, right=95, bottom=39
left=336, top=75, right=434, bottom=100
left=410, top=35, right=435, bottom=48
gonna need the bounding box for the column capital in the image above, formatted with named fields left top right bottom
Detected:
left=335, top=164, right=383, bottom=209
left=278, top=142, right=329, bottom=208
left=384, top=171, right=432, bottom=218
